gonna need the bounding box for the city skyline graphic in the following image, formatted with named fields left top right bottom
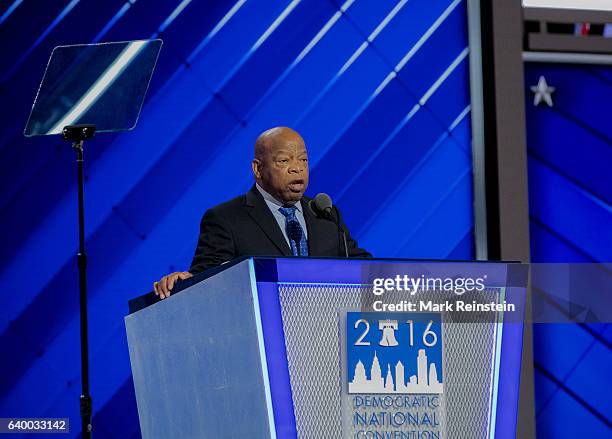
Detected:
left=349, top=349, right=443, bottom=394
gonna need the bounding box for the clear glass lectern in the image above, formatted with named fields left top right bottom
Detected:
left=24, top=39, right=162, bottom=136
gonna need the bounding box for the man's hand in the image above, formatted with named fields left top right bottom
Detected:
left=153, top=271, right=193, bottom=299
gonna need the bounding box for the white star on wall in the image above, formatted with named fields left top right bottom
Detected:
left=530, top=75, right=555, bottom=107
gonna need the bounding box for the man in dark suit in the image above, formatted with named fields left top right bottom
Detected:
left=154, top=126, right=370, bottom=298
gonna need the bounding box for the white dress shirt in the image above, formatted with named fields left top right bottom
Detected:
left=255, top=183, right=308, bottom=248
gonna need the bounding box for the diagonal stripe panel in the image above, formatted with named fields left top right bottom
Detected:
left=1, top=1, right=475, bottom=435
left=525, top=62, right=612, bottom=436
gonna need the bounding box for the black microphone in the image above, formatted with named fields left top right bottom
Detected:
left=308, top=193, right=348, bottom=258
left=308, top=193, right=333, bottom=219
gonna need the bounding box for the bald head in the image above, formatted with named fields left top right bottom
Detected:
left=254, top=127, right=304, bottom=159
left=252, top=127, right=309, bottom=204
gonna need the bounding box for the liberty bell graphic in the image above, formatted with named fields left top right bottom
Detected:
left=378, top=320, right=399, bottom=346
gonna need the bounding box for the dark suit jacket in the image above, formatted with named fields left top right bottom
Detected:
left=189, top=185, right=371, bottom=273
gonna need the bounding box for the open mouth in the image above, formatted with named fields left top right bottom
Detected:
left=288, top=179, right=305, bottom=192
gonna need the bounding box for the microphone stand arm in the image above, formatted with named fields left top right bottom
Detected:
left=331, top=207, right=348, bottom=258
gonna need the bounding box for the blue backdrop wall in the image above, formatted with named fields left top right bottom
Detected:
left=525, top=62, right=612, bottom=437
left=0, top=0, right=473, bottom=437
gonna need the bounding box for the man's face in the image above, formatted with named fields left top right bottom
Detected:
left=253, top=131, right=309, bottom=204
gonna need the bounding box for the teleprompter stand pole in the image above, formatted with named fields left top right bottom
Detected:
left=63, top=124, right=96, bottom=439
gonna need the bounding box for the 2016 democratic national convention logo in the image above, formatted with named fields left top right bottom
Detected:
left=346, top=312, right=444, bottom=438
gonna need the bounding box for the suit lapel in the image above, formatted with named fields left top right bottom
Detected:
left=245, top=186, right=292, bottom=256
left=302, top=196, right=322, bottom=256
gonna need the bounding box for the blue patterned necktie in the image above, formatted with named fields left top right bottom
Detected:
left=279, top=206, right=309, bottom=256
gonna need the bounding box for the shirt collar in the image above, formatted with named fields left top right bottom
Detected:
left=256, top=183, right=302, bottom=212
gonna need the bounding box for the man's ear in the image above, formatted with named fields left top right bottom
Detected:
left=252, top=159, right=262, bottom=180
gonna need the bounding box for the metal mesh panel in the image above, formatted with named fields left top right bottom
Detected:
left=278, top=284, right=501, bottom=439
left=279, top=284, right=362, bottom=438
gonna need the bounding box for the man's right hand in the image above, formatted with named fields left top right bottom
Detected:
left=153, top=271, right=193, bottom=299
